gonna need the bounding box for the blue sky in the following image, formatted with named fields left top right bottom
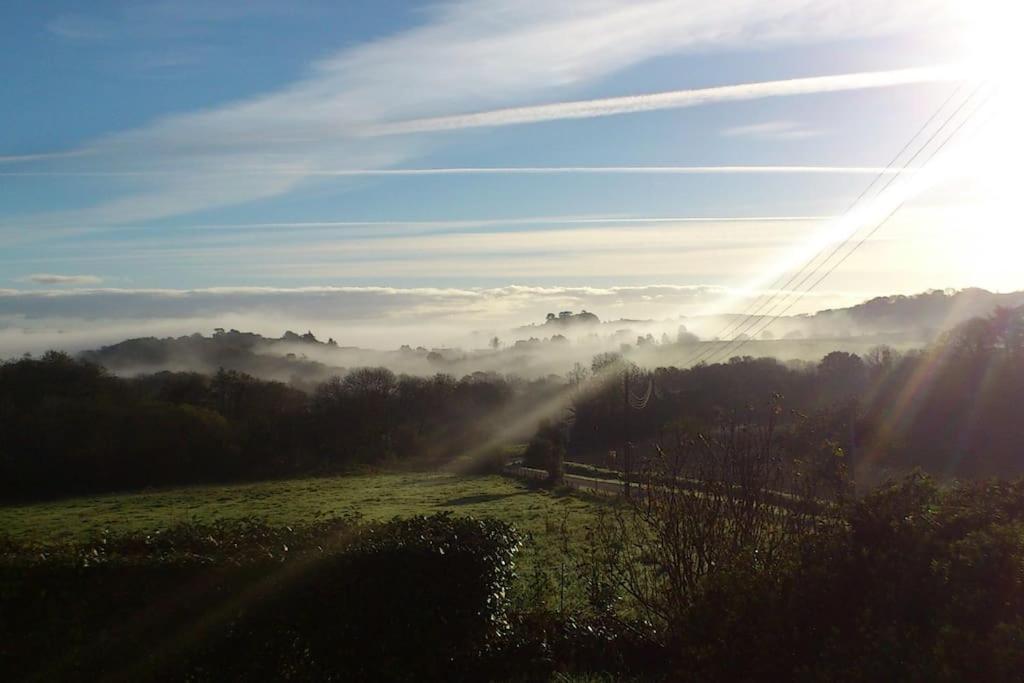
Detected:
left=0, top=0, right=1019, bottom=352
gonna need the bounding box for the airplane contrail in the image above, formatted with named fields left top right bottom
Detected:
left=0, top=150, right=92, bottom=164
left=282, top=166, right=907, bottom=176
left=366, top=65, right=964, bottom=135
left=0, top=165, right=909, bottom=177
left=170, top=214, right=833, bottom=231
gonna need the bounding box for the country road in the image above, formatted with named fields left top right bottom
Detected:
left=503, top=463, right=630, bottom=496
left=503, top=462, right=829, bottom=513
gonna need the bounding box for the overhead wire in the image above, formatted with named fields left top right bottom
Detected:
left=684, top=83, right=968, bottom=356
left=678, top=81, right=977, bottom=368
left=701, top=84, right=995, bottom=365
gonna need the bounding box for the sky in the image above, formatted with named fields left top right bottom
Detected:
left=0, top=0, right=1020, bottom=353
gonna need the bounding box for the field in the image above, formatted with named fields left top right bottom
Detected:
left=0, top=471, right=604, bottom=602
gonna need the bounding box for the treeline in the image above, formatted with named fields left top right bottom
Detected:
left=0, top=353, right=561, bottom=501
left=568, top=306, right=1024, bottom=484
left=2, top=306, right=1020, bottom=501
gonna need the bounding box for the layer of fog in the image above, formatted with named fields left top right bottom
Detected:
left=0, top=284, right=839, bottom=357
left=4, top=285, right=1021, bottom=382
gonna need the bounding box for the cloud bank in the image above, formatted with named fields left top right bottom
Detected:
left=22, top=274, right=103, bottom=286
left=0, top=284, right=856, bottom=357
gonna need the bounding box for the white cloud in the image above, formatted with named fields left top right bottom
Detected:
left=23, top=274, right=103, bottom=286
left=366, top=66, right=960, bottom=135
left=0, top=165, right=899, bottom=178
left=720, top=120, right=822, bottom=140
left=10, top=0, right=956, bottom=230
left=0, top=150, right=92, bottom=164
left=10, top=218, right=825, bottom=272
left=46, top=14, right=112, bottom=40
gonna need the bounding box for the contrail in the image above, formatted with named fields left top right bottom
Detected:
left=279, top=166, right=905, bottom=176
left=156, top=214, right=833, bottom=231
left=0, top=165, right=909, bottom=177
left=0, top=213, right=832, bottom=249
left=0, top=212, right=832, bottom=251
left=366, top=65, right=964, bottom=135
left=0, top=150, right=92, bottom=164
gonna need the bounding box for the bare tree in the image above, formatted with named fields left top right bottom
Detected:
left=587, top=401, right=844, bottom=641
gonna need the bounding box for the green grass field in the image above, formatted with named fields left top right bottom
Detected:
left=0, top=472, right=604, bottom=604
left=0, top=472, right=599, bottom=541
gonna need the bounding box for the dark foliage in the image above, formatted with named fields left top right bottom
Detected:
left=523, top=418, right=566, bottom=484
left=579, top=469, right=1024, bottom=682
left=0, top=354, right=547, bottom=501
left=0, top=513, right=521, bottom=681
left=857, top=306, right=1024, bottom=480
left=567, top=306, right=1024, bottom=485
left=3, top=306, right=1022, bottom=500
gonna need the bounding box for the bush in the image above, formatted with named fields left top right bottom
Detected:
left=578, top=462, right=1024, bottom=681
left=784, top=475, right=1024, bottom=682
left=0, top=513, right=521, bottom=681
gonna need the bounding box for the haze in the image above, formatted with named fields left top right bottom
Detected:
left=2, top=0, right=1022, bottom=359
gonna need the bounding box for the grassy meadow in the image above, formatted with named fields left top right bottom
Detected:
left=0, top=471, right=604, bottom=603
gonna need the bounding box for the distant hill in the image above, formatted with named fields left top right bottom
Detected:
left=513, top=309, right=601, bottom=334
left=510, top=290, right=1024, bottom=344
left=796, top=288, right=1024, bottom=339
left=75, top=288, right=1024, bottom=381
left=80, top=329, right=340, bottom=384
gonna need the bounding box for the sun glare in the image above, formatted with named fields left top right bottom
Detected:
left=958, top=0, right=1024, bottom=81
left=939, top=0, right=1024, bottom=289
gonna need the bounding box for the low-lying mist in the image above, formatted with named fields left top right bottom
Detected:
left=4, top=286, right=1022, bottom=382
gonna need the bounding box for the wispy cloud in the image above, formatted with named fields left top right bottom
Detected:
left=23, top=274, right=103, bottom=286
left=6, top=220, right=829, bottom=283
left=10, top=0, right=955, bottom=229
left=47, top=2, right=308, bottom=42
left=365, top=66, right=961, bottom=135
left=170, top=213, right=831, bottom=231
left=0, top=212, right=833, bottom=251
left=0, top=283, right=855, bottom=356
left=296, top=165, right=896, bottom=176
left=0, top=165, right=902, bottom=178
left=1, top=214, right=831, bottom=253
left=0, top=150, right=92, bottom=165
left=720, top=120, right=822, bottom=140
left=46, top=14, right=113, bottom=41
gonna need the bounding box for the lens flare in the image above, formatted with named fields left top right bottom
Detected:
left=950, top=0, right=1024, bottom=290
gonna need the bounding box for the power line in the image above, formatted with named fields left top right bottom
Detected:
left=731, top=89, right=995, bottom=349
left=687, top=83, right=968, bottom=355
left=701, top=85, right=994, bottom=365
left=702, top=84, right=987, bottom=361
left=690, top=82, right=985, bottom=365
left=716, top=84, right=993, bottom=355
left=678, top=82, right=974, bottom=368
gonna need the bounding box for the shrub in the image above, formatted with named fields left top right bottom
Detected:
left=581, top=458, right=1024, bottom=681
left=0, top=513, right=521, bottom=681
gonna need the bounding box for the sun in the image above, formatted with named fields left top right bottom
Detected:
left=936, top=0, right=1024, bottom=291
left=956, top=0, right=1024, bottom=80
left=952, top=0, right=1024, bottom=170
